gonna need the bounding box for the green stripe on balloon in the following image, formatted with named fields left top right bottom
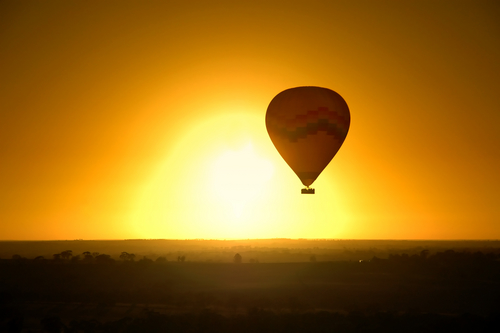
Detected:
left=269, top=121, right=348, bottom=143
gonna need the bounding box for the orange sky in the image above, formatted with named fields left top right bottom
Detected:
left=1, top=0, right=499, bottom=240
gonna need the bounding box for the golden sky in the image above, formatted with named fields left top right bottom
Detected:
left=1, top=0, right=499, bottom=240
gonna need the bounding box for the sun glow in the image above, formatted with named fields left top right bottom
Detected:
left=131, top=110, right=351, bottom=239
left=210, top=143, right=274, bottom=219
left=131, top=111, right=285, bottom=239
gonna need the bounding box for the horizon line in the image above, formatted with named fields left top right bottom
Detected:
left=1, top=238, right=499, bottom=242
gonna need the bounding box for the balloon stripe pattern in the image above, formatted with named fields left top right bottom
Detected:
left=266, top=86, right=350, bottom=189
left=266, top=106, right=349, bottom=143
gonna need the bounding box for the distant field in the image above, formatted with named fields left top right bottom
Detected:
left=2, top=249, right=500, bottom=332
left=1, top=239, right=499, bottom=262
left=2, top=259, right=499, bottom=314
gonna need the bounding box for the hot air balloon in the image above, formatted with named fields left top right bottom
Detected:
left=266, top=86, right=350, bottom=194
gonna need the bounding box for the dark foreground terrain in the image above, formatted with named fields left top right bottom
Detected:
left=1, top=240, right=500, bottom=332
left=2, top=251, right=500, bottom=332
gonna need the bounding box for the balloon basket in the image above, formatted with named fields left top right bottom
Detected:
left=301, top=188, right=315, bottom=194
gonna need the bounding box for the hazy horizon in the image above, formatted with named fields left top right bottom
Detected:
left=2, top=237, right=500, bottom=241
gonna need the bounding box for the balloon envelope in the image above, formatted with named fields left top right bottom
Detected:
left=266, top=86, right=350, bottom=187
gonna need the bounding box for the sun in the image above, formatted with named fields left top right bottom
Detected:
left=130, top=111, right=350, bottom=240
left=209, top=143, right=274, bottom=219
left=131, top=111, right=285, bottom=239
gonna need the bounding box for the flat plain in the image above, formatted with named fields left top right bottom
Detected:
left=1, top=240, right=499, bottom=332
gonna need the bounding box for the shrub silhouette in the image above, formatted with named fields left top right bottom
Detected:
left=120, top=252, right=136, bottom=261
left=60, top=250, right=72, bottom=260
left=233, top=253, right=242, bottom=264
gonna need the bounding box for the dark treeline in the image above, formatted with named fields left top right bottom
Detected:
left=5, top=247, right=500, bottom=268
left=2, top=239, right=500, bottom=263
left=1, top=247, right=500, bottom=331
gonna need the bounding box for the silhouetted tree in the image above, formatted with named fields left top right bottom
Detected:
left=52, top=253, right=61, bottom=261
left=156, top=256, right=167, bottom=263
left=95, top=254, right=114, bottom=264
left=82, top=252, right=94, bottom=262
left=420, top=249, right=430, bottom=259
left=120, top=252, right=136, bottom=261
left=233, top=253, right=242, bottom=264
left=310, top=254, right=317, bottom=262
left=60, top=250, right=73, bottom=260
